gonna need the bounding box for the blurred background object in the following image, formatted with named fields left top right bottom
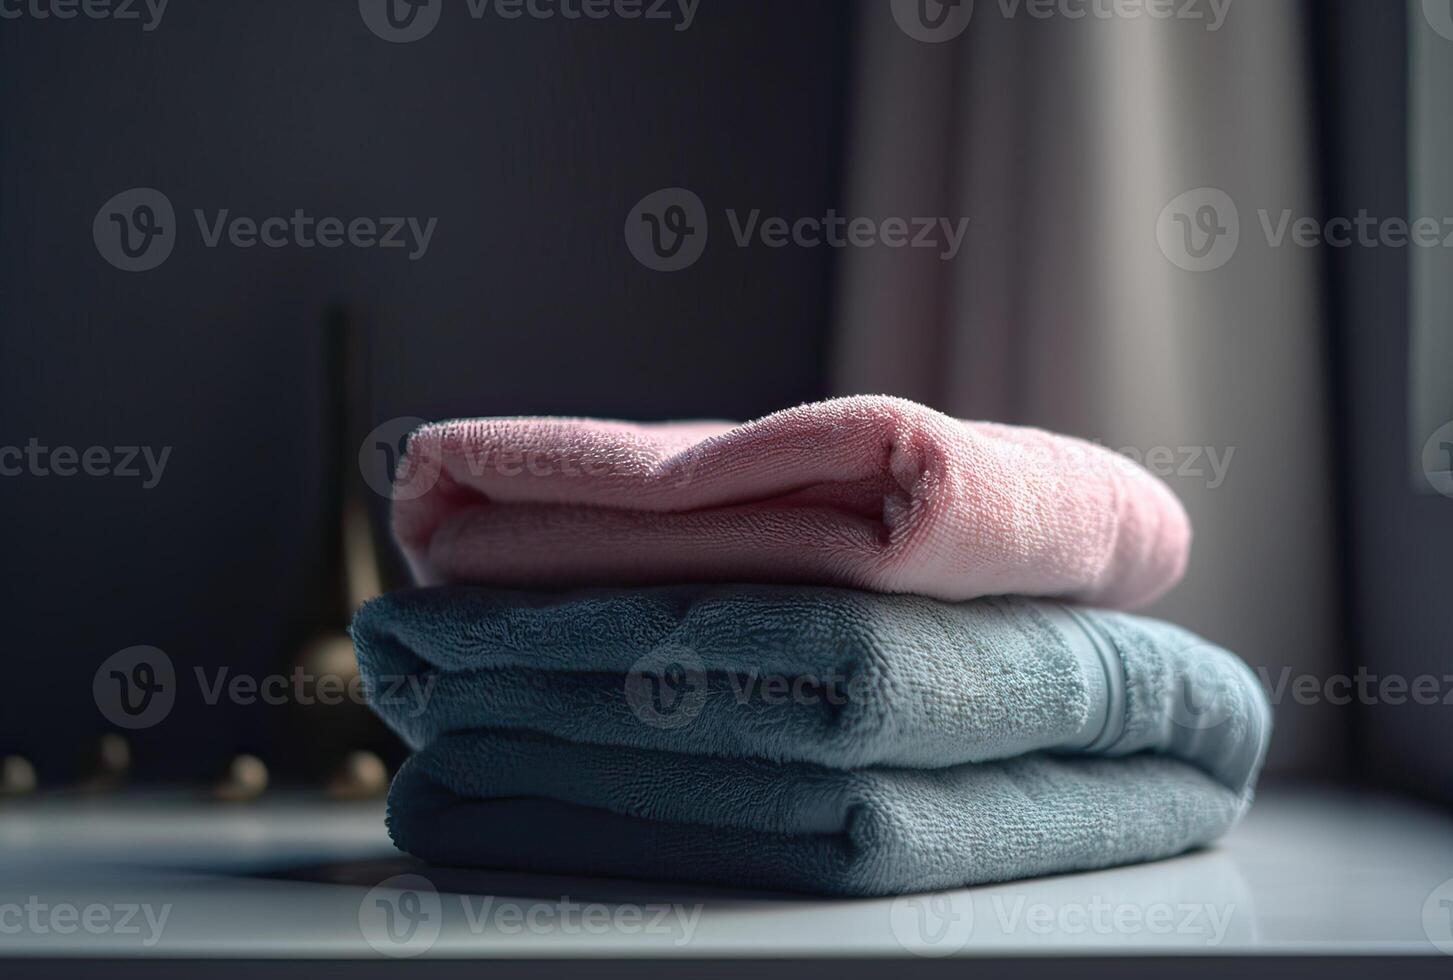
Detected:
left=0, top=756, right=37, bottom=797
left=77, top=733, right=131, bottom=792
left=213, top=753, right=269, bottom=803
left=0, top=0, right=1447, bottom=811
left=280, top=306, right=398, bottom=789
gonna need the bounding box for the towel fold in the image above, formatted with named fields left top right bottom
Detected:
left=392, top=395, right=1191, bottom=609
left=387, top=733, right=1248, bottom=896
left=355, top=585, right=1270, bottom=895
left=353, top=585, right=1271, bottom=795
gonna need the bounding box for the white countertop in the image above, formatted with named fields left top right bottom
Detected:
left=1, top=784, right=1450, bottom=959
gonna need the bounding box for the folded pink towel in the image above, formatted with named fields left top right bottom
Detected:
left=392, top=396, right=1190, bottom=609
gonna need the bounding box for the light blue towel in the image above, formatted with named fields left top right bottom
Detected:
left=388, top=733, right=1248, bottom=896
left=352, top=585, right=1271, bottom=896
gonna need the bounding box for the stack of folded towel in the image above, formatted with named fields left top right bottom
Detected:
left=351, top=396, right=1270, bottom=896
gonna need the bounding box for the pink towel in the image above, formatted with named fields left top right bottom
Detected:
left=391, top=396, right=1190, bottom=609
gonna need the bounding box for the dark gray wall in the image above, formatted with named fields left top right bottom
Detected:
left=0, top=0, right=852, bottom=781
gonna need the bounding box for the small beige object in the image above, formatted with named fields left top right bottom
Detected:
left=1, top=756, right=37, bottom=796
left=97, top=733, right=131, bottom=774
left=298, top=632, right=360, bottom=685
left=214, top=754, right=269, bottom=802
left=80, top=734, right=132, bottom=792
left=326, top=751, right=389, bottom=800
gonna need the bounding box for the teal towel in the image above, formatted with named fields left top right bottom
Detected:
left=388, top=733, right=1248, bottom=896
left=352, top=585, right=1271, bottom=896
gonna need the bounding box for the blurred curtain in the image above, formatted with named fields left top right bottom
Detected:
left=1410, top=2, right=1453, bottom=478
left=832, top=0, right=1337, bottom=775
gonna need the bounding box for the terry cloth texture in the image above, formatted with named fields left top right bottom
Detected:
left=355, top=586, right=1270, bottom=896
left=391, top=395, right=1191, bottom=609
left=386, top=734, right=1250, bottom=896
left=352, top=585, right=1270, bottom=794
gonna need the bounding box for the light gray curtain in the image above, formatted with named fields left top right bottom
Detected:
left=833, top=0, right=1337, bottom=775
left=1411, top=0, right=1453, bottom=488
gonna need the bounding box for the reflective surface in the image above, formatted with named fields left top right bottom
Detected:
left=0, top=787, right=1449, bottom=957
